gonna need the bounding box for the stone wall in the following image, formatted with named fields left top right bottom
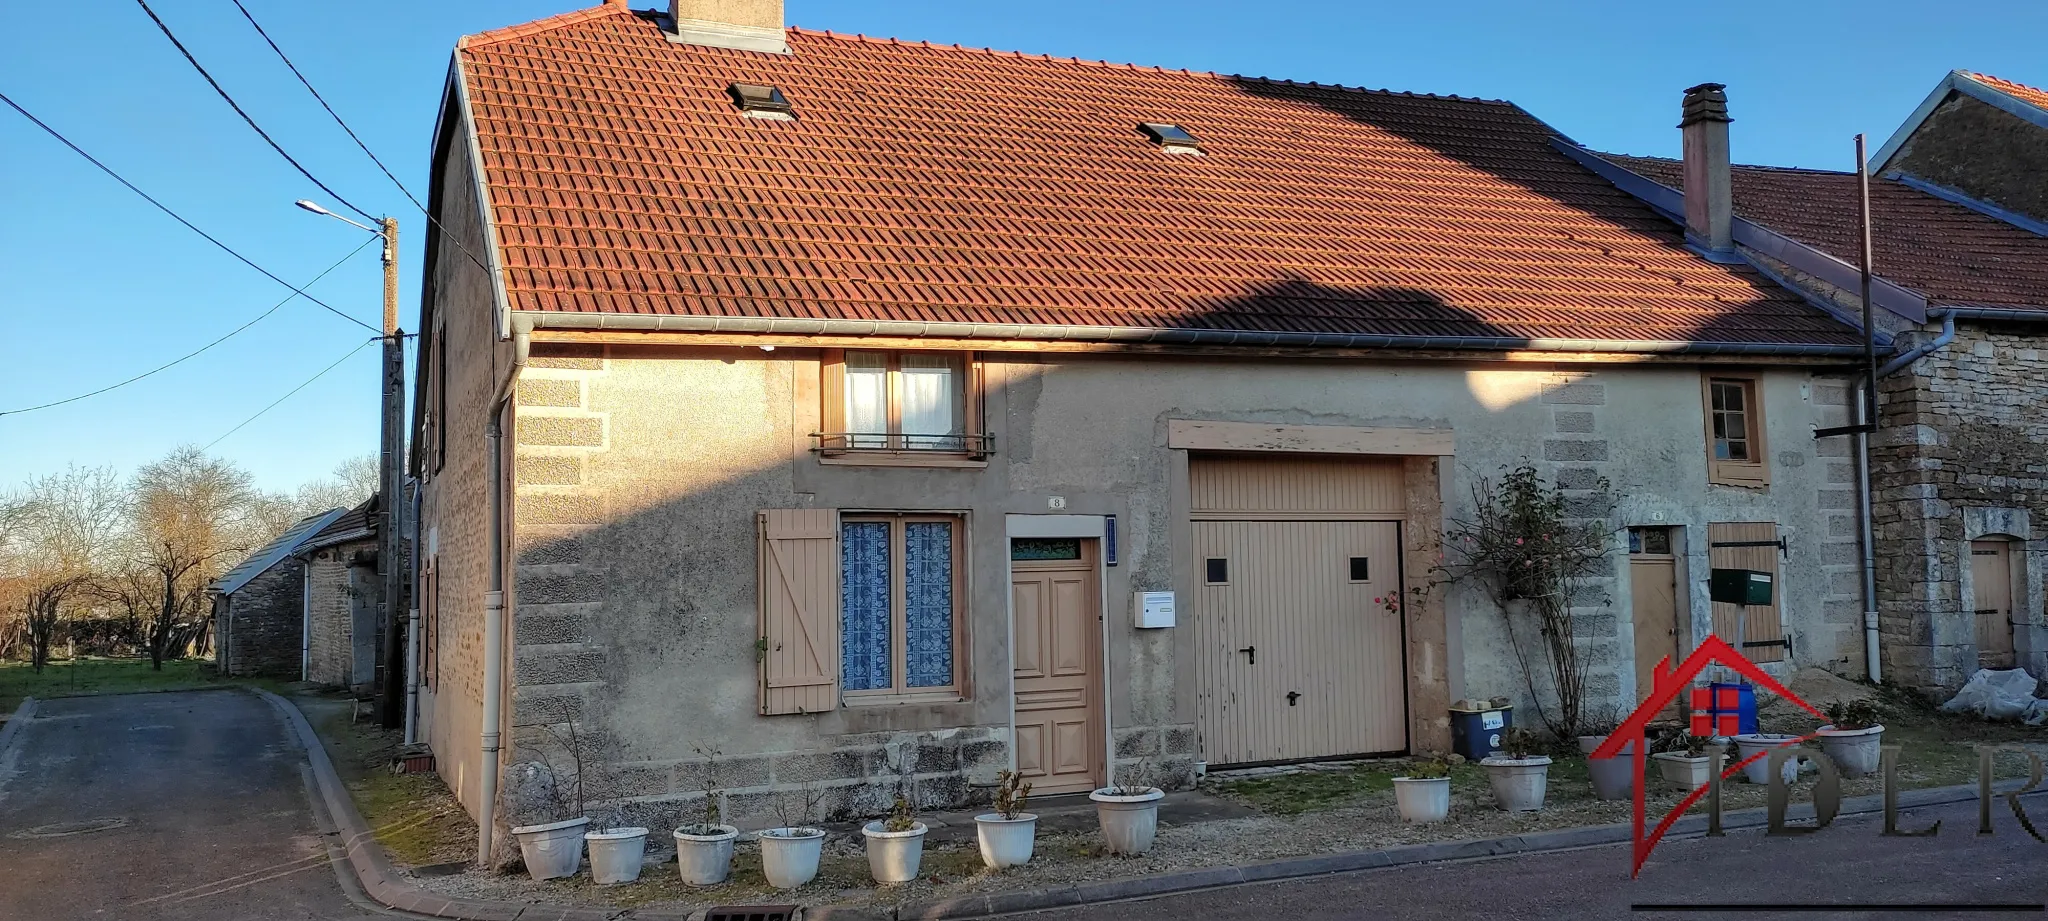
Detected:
left=218, top=558, right=305, bottom=677
left=305, top=543, right=379, bottom=689
left=1889, top=93, right=2048, bottom=225
left=1874, top=322, right=2048, bottom=694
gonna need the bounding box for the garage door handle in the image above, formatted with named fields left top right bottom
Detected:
left=1238, top=646, right=1256, bottom=665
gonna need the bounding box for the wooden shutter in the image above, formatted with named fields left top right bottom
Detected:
left=1707, top=522, right=1785, bottom=663
left=964, top=353, right=988, bottom=458
left=759, top=509, right=840, bottom=714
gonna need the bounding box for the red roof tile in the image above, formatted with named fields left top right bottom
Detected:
left=450, top=5, right=1860, bottom=348
left=1968, top=73, right=2048, bottom=112
left=1602, top=154, right=2048, bottom=310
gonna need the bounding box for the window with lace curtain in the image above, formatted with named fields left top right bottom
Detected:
left=818, top=350, right=988, bottom=460
left=839, top=515, right=965, bottom=700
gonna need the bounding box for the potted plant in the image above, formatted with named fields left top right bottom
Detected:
left=974, top=770, right=1037, bottom=868
left=1089, top=760, right=1165, bottom=856
left=1576, top=713, right=1636, bottom=802
left=1650, top=730, right=1718, bottom=788
left=758, top=786, right=828, bottom=889
left=509, top=702, right=589, bottom=881
left=1391, top=752, right=1460, bottom=823
left=863, top=793, right=928, bottom=884
left=1816, top=699, right=1885, bottom=778
left=1730, top=732, right=1802, bottom=785
left=674, top=747, right=736, bottom=886
left=585, top=816, right=649, bottom=885
left=1480, top=727, right=1551, bottom=812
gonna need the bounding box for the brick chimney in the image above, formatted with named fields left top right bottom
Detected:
left=668, top=0, right=788, bottom=54
left=1679, top=83, right=1734, bottom=255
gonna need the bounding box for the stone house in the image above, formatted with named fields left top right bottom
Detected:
left=211, top=508, right=346, bottom=678
left=1575, top=73, right=2048, bottom=696
left=296, top=499, right=383, bottom=692
left=409, top=0, right=1885, bottom=845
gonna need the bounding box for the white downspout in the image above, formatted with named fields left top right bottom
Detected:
left=301, top=564, right=312, bottom=681
left=405, top=480, right=422, bottom=745
left=1854, top=383, right=1882, bottom=685
left=476, top=318, right=529, bottom=869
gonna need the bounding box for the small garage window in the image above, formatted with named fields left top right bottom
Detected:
left=1205, top=558, right=1229, bottom=584
left=1349, top=557, right=1370, bottom=582
left=1012, top=538, right=1081, bottom=561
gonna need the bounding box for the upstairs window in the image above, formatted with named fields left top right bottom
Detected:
left=820, top=350, right=988, bottom=458
left=1703, top=372, right=1768, bottom=488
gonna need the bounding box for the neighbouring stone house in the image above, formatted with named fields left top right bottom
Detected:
left=211, top=508, right=346, bottom=678
left=297, top=498, right=383, bottom=693
left=410, top=0, right=1888, bottom=847
left=1577, top=73, right=2048, bottom=697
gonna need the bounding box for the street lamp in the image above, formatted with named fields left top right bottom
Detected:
left=298, top=198, right=407, bottom=732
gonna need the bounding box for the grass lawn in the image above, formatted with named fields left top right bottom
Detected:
left=293, top=688, right=476, bottom=868
left=0, top=657, right=240, bottom=713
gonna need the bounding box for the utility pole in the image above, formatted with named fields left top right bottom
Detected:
left=378, top=216, right=407, bottom=729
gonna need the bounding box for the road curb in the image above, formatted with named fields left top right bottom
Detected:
left=0, top=697, right=37, bottom=758
left=252, top=697, right=2045, bottom=921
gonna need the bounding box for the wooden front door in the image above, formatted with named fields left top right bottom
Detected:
left=1972, top=540, right=2017, bottom=669
left=1011, top=539, right=1103, bottom=796
left=1193, top=519, right=1407, bottom=765
left=1628, top=528, right=1681, bottom=720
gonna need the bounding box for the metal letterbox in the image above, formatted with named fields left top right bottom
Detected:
left=1708, top=568, right=1773, bottom=606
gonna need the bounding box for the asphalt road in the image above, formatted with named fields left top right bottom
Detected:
left=1043, top=794, right=2048, bottom=921
left=0, top=689, right=398, bottom=920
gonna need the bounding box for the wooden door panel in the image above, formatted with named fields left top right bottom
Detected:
left=1972, top=541, right=2017, bottom=668
left=1630, top=557, right=1681, bottom=720
left=1707, top=522, right=1784, bottom=663
left=1011, top=546, right=1102, bottom=795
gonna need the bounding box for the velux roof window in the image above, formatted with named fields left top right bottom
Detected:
left=1139, top=122, right=1203, bottom=154
left=728, top=82, right=794, bottom=119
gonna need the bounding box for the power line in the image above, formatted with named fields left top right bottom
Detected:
left=131, top=0, right=377, bottom=225
left=226, top=0, right=492, bottom=274
left=0, top=90, right=379, bottom=334
left=204, top=337, right=377, bottom=450
left=0, top=236, right=378, bottom=418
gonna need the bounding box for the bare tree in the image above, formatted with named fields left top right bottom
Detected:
left=294, top=455, right=379, bottom=516
left=129, top=447, right=257, bottom=669
left=0, top=467, right=124, bottom=672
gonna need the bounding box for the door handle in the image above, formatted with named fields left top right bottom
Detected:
left=1287, top=691, right=1301, bottom=706
left=1238, top=646, right=1256, bottom=665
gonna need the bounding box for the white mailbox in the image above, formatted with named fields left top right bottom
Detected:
left=1134, top=591, right=1176, bottom=629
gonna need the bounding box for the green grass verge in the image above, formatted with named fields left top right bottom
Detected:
left=0, top=657, right=240, bottom=713
left=293, top=689, right=477, bottom=868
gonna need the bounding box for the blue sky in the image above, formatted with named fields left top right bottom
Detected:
left=3, top=0, right=2041, bottom=492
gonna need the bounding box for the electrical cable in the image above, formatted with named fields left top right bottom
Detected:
left=226, top=0, right=492, bottom=274
left=0, top=90, right=380, bottom=334
left=132, top=0, right=377, bottom=225
left=0, top=236, right=378, bottom=418
left=204, top=337, right=377, bottom=450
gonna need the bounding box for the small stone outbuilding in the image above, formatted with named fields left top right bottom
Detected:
left=297, top=499, right=383, bottom=693
left=211, top=508, right=347, bottom=678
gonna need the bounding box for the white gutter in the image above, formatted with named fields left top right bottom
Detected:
left=475, top=316, right=530, bottom=869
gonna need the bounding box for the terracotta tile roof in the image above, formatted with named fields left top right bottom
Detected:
left=1968, top=73, right=2048, bottom=112
left=450, top=5, right=1861, bottom=348
left=1601, top=154, right=2048, bottom=310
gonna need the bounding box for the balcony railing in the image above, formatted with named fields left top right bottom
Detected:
left=812, top=432, right=994, bottom=457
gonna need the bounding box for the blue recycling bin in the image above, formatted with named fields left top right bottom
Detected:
left=1450, top=705, right=1512, bottom=761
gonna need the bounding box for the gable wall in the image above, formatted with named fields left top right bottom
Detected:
left=1891, top=93, right=2048, bottom=224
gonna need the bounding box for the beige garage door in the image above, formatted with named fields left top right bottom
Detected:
left=1189, top=455, right=1408, bottom=766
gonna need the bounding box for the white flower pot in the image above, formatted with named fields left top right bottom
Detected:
left=1391, top=776, right=1451, bottom=823
left=1653, top=752, right=1714, bottom=788
left=861, top=821, right=928, bottom=884
left=1579, top=735, right=1636, bottom=801
left=973, top=814, right=1038, bottom=869
left=584, top=827, right=648, bottom=885
left=758, top=827, right=825, bottom=889
left=1089, top=787, right=1165, bottom=855
left=1732, top=733, right=1802, bottom=785
left=510, top=817, right=588, bottom=881
left=1816, top=724, right=1884, bottom=778
left=672, top=825, right=738, bottom=886
left=1480, top=756, right=1551, bottom=811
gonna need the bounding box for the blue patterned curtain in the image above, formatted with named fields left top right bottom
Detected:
left=903, top=522, right=955, bottom=688
left=840, top=522, right=892, bottom=691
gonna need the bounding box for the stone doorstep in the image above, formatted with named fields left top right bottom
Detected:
left=260, top=687, right=2048, bottom=921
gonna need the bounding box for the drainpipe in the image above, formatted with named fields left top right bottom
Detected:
left=405, top=478, right=422, bottom=744
left=476, top=318, right=530, bottom=869
left=302, top=564, right=313, bottom=681
left=1877, top=311, right=1957, bottom=377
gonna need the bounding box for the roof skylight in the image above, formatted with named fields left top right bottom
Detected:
left=728, top=83, right=795, bottom=119
left=1139, top=122, right=1203, bottom=154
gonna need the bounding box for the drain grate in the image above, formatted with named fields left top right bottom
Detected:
left=705, top=906, right=799, bottom=921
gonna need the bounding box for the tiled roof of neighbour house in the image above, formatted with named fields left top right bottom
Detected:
left=212, top=508, right=347, bottom=596
left=1967, top=73, right=2048, bottom=112
left=302, top=498, right=376, bottom=552
left=446, top=5, right=1866, bottom=351
left=1601, top=154, right=2048, bottom=311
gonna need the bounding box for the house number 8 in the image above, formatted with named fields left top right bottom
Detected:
left=1048, top=496, right=1067, bottom=509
